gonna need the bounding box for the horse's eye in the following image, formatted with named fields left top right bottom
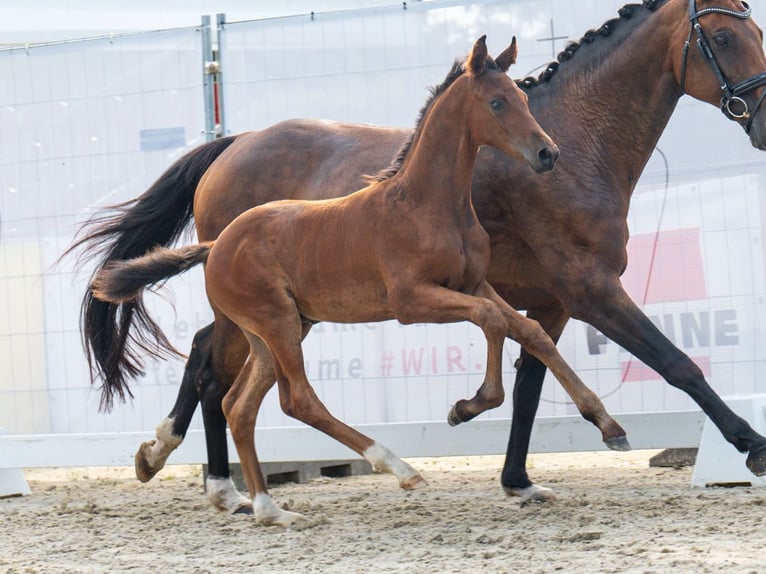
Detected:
left=714, top=34, right=729, bottom=47
left=490, top=99, right=504, bottom=111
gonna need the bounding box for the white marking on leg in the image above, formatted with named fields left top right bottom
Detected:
left=205, top=476, right=253, bottom=514
left=253, top=493, right=306, bottom=527
left=363, top=442, right=427, bottom=490
left=504, top=483, right=557, bottom=506
left=148, top=417, right=183, bottom=467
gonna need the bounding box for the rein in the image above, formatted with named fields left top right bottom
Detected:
left=679, top=0, right=766, bottom=132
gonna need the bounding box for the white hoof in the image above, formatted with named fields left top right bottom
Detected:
left=504, top=484, right=557, bottom=507
left=363, top=442, right=427, bottom=490
left=206, top=476, right=253, bottom=514
left=254, top=493, right=306, bottom=527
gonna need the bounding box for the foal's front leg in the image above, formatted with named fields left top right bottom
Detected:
left=392, top=284, right=511, bottom=423
left=453, top=282, right=630, bottom=451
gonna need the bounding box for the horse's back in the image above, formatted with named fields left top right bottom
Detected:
left=194, top=119, right=409, bottom=240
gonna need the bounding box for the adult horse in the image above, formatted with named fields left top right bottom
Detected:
left=71, top=0, right=766, bottom=513
left=91, top=36, right=587, bottom=525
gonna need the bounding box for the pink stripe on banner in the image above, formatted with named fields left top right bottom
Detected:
left=622, top=228, right=707, bottom=304
left=621, top=355, right=711, bottom=382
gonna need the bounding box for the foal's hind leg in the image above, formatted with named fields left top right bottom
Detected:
left=222, top=334, right=306, bottom=526
left=257, top=314, right=426, bottom=493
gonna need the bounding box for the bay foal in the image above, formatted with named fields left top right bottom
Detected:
left=92, top=37, right=623, bottom=525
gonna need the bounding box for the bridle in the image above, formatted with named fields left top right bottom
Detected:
left=679, top=0, right=766, bottom=133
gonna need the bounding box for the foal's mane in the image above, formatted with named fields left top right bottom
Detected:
left=521, top=0, right=667, bottom=88
left=369, top=56, right=504, bottom=183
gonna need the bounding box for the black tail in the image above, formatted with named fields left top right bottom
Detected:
left=63, top=135, right=238, bottom=411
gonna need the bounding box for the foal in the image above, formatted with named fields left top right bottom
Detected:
left=93, top=36, right=618, bottom=525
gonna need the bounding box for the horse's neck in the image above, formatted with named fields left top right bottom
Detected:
left=395, top=95, right=478, bottom=210
left=534, top=0, right=683, bottom=198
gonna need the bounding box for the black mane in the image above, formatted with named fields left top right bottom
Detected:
left=371, top=0, right=667, bottom=182
left=519, top=0, right=665, bottom=88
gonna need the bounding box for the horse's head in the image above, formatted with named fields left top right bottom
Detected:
left=672, top=0, right=766, bottom=149
left=463, top=36, right=559, bottom=173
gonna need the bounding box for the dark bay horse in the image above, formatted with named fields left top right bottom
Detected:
left=70, top=0, right=766, bottom=513
left=91, top=36, right=589, bottom=525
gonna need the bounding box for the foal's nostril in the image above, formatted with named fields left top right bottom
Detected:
left=538, top=146, right=559, bottom=170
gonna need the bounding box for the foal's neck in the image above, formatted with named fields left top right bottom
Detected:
left=393, top=84, right=480, bottom=211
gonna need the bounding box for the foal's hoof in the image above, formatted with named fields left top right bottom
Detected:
left=504, top=484, right=557, bottom=507
left=447, top=405, right=463, bottom=427
left=400, top=474, right=428, bottom=491
left=135, top=441, right=162, bottom=482
left=254, top=494, right=307, bottom=527
left=746, top=444, right=766, bottom=476
left=604, top=435, right=632, bottom=452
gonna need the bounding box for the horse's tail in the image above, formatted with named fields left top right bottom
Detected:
left=88, top=242, right=214, bottom=410
left=63, top=135, right=239, bottom=411
left=91, top=243, right=213, bottom=304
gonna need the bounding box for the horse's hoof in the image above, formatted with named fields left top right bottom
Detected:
left=447, top=405, right=463, bottom=427
left=233, top=503, right=254, bottom=515
left=604, top=435, right=632, bottom=452
left=400, top=474, right=428, bottom=491
left=504, top=484, right=557, bottom=507
left=746, top=444, right=766, bottom=476
left=134, top=441, right=162, bottom=482
left=254, top=494, right=307, bottom=527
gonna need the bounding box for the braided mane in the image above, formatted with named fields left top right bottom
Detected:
left=518, top=0, right=666, bottom=89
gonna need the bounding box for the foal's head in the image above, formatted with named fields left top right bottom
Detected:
left=461, top=36, right=559, bottom=173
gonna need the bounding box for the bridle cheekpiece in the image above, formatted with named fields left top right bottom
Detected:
left=680, top=0, right=766, bottom=133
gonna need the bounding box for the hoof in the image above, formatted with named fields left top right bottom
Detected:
left=746, top=444, right=766, bottom=476
left=134, top=441, right=162, bottom=482
left=604, top=435, right=632, bottom=452
left=233, top=503, right=254, bottom=515
left=504, top=484, right=557, bottom=507
left=447, top=405, right=463, bottom=427
left=400, top=474, right=428, bottom=491
left=254, top=494, right=307, bottom=527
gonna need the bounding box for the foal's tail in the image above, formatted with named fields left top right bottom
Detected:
left=91, top=243, right=213, bottom=305
left=62, top=135, right=239, bottom=411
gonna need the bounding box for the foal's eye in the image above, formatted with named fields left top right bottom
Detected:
left=490, top=99, right=504, bottom=111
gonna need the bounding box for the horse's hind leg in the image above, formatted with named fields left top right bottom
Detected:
left=262, top=316, right=426, bottom=492
left=202, top=317, right=252, bottom=514
left=134, top=326, right=215, bottom=482
left=222, top=334, right=306, bottom=526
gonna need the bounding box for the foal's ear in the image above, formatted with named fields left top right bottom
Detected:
left=467, top=35, right=489, bottom=76
left=495, top=36, right=518, bottom=73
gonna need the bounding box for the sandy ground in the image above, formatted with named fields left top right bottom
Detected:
left=1, top=450, right=765, bottom=574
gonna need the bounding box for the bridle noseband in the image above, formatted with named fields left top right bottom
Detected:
left=679, top=0, right=766, bottom=133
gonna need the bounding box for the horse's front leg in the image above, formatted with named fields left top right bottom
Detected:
left=393, top=283, right=510, bottom=422
left=568, top=279, right=766, bottom=476
left=450, top=282, right=630, bottom=451
left=501, top=304, right=570, bottom=506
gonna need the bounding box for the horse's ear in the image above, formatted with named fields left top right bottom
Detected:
left=467, top=35, right=489, bottom=76
left=495, top=36, right=518, bottom=73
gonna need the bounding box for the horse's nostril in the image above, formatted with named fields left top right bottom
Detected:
left=538, top=146, right=559, bottom=168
